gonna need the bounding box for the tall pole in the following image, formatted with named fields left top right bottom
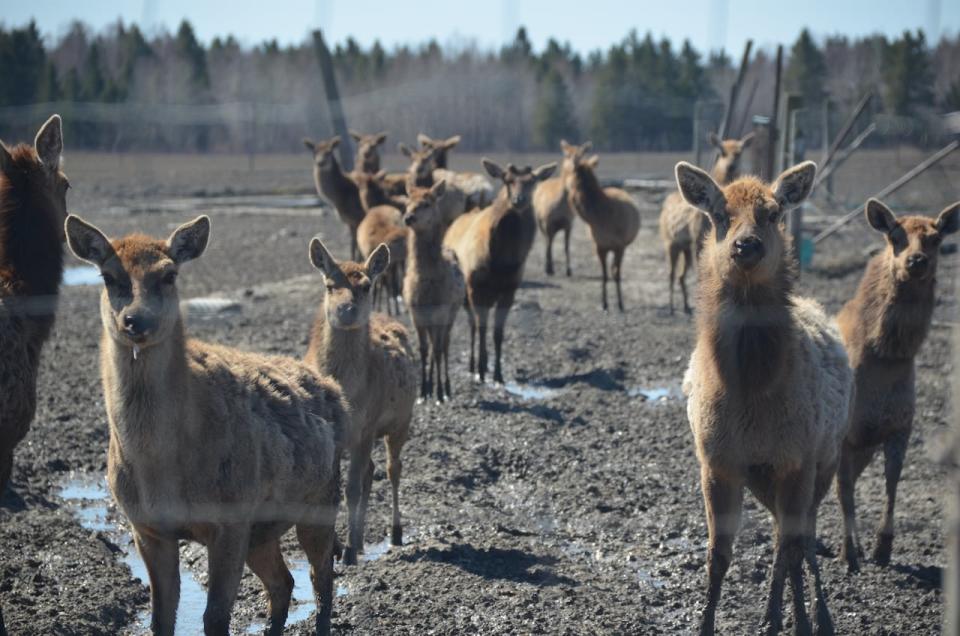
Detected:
left=312, top=29, right=354, bottom=172
left=765, top=45, right=783, bottom=181
left=718, top=40, right=753, bottom=140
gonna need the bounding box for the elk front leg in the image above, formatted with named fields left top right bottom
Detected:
left=564, top=226, right=572, bottom=276
left=415, top=325, right=430, bottom=400
left=698, top=466, right=742, bottom=636
left=667, top=244, right=679, bottom=315
left=203, top=525, right=250, bottom=636
left=475, top=305, right=491, bottom=383
left=836, top=440, right=875, bottom=572
left=344, top=439, right=374, bottom=565
left=765, top=469, right=815, bottom=636
left=597, top=247, right=609, bottom=311
left=613, top=248, right=625, bottom=312
left=545, top=230, right=555, bottom=275
left=385, top=432, right=408, bottom=546
left=134, top=530, right=180, bottom=636
left=874, top=430, right=909, bottom=565
left=492, top=295, right=514, bottom=384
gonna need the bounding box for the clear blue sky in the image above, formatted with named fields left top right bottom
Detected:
left=6, top=0, right=959, bottom=54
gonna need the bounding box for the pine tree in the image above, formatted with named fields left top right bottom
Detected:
left=80, top=42, right=106, bottom=100
left=533, top=68, right=578, bottom=149
left=883, top=30, right=934, bottom=115
left=786, top=28, right=827, bottom=104
left=37, top=61, right=60, bottom=102
left=175, top=20, right=210, bottom=92
left=0, top=21, right=47, bottom=106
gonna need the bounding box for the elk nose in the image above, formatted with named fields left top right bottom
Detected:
left=732, top=237, right=765, bottom=266
left=122, top=314, right=149, bottom=337
left=906, top=253, right=929, bottom=274
left=336, top=303, right=358, bottom=324
left=512, top=194, right=527, bottom=207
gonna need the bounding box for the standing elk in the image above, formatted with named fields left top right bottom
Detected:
left=416, top=133, right=495, bottom=210
left=835, top=198, right=960, bottom=571
left=349, top=130, right=406, bottom=195
left=561, top=140, right=640, bottom=312
left=0, top=114, right=68, bottom=636
left=532, top=146, right=575, bottom=277
left=398, top=142, right=466, bottom=227
left=354, top=171, right=408, bottom=316
left=444, top=159, right=556, bottom=383
left=65, top=215, right=347, bottom=636
left=306, top=240, right=417, bottom=565
left=304, top=136, right=366, bottom=260
left=658, top=132, right=754, bottom=314
left=677, top=160, right=852, bottom=636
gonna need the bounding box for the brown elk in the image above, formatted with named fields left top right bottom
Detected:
left=0, top=114, right=68, bottom=636
left=306, top=240, right=417, bottom=565
left=532, top=158, right=574, bottom=277
left=677, top=160, right=852, bottom=636
left=350, top=130, right=407, bottom=196
left=444, top=159, right=556, bottom=383
left=303, top=136, right=365, bottom=260
left=65, top=215, right=347, bottom=636
left=399, top=141, right=467, bottom=225
left=658, top=132, right=755, bottom=314
left=417, top=133, right=495, bottom=209
left=354, top=170, right=408, bottom=315
left=402, top=180, right=465, bottom=402
left=561, top=141, right=640, bottom=311
left=835, top=198, right=959, bottom=572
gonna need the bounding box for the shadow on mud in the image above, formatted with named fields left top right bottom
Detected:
left=477, top=400, right=564, bottom=424
left=892, top=563, right=942, bottom=590
left=400, top=543, right=577, bottom=586
left=518, top=367, right=627, bottom=392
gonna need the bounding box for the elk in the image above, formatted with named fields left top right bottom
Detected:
left=677, top=160, right=852, bottom=636
left=350, top=130, right=406, bottom=196
left=306, top=240, right=417, bottom=565
left=835, top=198, right=959, bottom=572
left=354, top=171, right=408, bottom=315
left=561, top=141, right=640, bottom=311
left=532, top=156, right=574, bottom=277
left=401, top=180, right=465, bottom=402
left=0, top=114, right=68, bottom=636
left=65, top=215, right=347, bottom=636
left=658, top=132, right=754, bottom=314
left=399, top=141, right=467, bottom=225
left=303, top=136, right=365, bottom=260
left=444, top=159, right=556, bottom=383
left=417, top=133, right=495, bottom=209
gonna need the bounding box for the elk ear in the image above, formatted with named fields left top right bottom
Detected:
left=303, top=138, right=316, bottom=153
left=416, top=133, right=433, bottom=148
left=579, top=141, right=593, bottom=154
left=398, top=142, right=413, bottom=158
left=374, top=132, right=388, bottom=146
left=430, top=179, right=447, bottom=199
left=349, top=130, right=362, bottom=142
left=533, top=162, right=557, bottom=181
left=35, top=114, right=63, bottom=171
left=167, top=216, right=210, bottom=264
left=375, top=169, right=387, bottom=180
left=0, top=142, right=12, bottom=174
left=772, top=161, right=817, bottom=208
left=309, top=237, right=338, bottom=276
left=864, top=199, right=898, bottom=234
left=739, top=131, right=755, bottom=149
left=676, top=162, right=726, bottom=226
left=708, top=132, right=722, bottom=151
left=65, top=215, right=115, bottom=266
left=935, top=201, right=960, bottom=236
left=444, top=135, right=461, bottom=149
left=365, top=243, right=391, bottom=279
left=585, top=155, right=599, bottom=169
left=560, top=139, right=573, bottom=154
left=329, top=136, right=340, bottom=149
left=482, top=158, right=505, bottom=180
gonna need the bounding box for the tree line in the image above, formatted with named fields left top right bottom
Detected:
left=0, top=20, right=957, bottom=152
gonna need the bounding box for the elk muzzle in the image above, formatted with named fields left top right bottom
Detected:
left=906, top=253, right=929, bottom=278
left=732, top=236, right=765, bottom=269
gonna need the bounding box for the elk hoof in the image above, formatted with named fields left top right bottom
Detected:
left=872, top=533, right=893, bottom=566
left=344, top=546, right=358, bottom=566
left=391, top=524, right=403, bottom=546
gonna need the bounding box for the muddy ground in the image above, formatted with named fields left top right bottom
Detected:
left=1, top=150, right=957, bottom=634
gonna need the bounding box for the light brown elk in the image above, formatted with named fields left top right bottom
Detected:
left=350, top=130, right=407, bottom=196
left=532, top=155, right=574, bottom=277
left=677, top=161, right=851, bottom=636
left=399, top=141, right=467, bottom=225
left=417, top=133, right=495, bottom=209
left=561, top=140, right=640, bottom=311
left=402, top=180, right=465, bottom=402
left=306, top=240, right=417, bottom=565
left=658, top=132, right=754, bottom=314
left=0, top=114, right=68, bottom=636
left=304, top=135, right=365, bottom=260
left=444, top=159, right=556, bottom=383
left=65, top=215, right=347, bottom=636
left=354, top=170, right=408, bottom=315
left=835, top=198, right=959, bottom=572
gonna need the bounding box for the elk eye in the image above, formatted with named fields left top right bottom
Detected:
left=162, top=271, right=178, bottom=285
left=768, top=211, right=780, bottom=224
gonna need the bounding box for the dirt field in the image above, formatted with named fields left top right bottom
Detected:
left=1, top=150, right=957, bottom=634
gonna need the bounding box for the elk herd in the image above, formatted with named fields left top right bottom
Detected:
left=0, top=113, right=956, bottom=635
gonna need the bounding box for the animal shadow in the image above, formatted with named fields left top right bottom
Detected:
left=476, top=400, right=563, bottom=424
left=522, top=367, right=627, bottom=392
left=401, top=543, right=577, bottom=587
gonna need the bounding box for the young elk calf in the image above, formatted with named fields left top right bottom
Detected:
left=402, top=180, right=465, bottom=402
left=66, top=215, right=347, bottom=636
left=677, top=161, right=852, bottom=635
left=0, top=114, right=68, bottom=635
left=835, top=198, right=959, bottom=571
left=304, top=136, right=366, bottom=260
left=658, top=132, right=754, bottom=314
left=444, top=160, right=556, bottom=383
left=561, top=141, right=640, bottom=311
left=306, top=240, right=417, bottom=565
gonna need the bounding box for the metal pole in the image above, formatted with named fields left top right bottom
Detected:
left=819, top=91, right=872, bottom=174
left=734, top=78, right=760, bottom=138
left=311, top=29, right=354, bottom=172
left=813, top=139, right=960, bottom=244
left=693, top=100, right=703, bottom=166
left=813, top=122, right=877, bottom=190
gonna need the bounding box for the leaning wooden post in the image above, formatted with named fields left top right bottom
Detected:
left=311, top=29, right=354, bottom=172
left=765, top=45, right=783, bottom=180
left=718, top=40, right=753, bottom=141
